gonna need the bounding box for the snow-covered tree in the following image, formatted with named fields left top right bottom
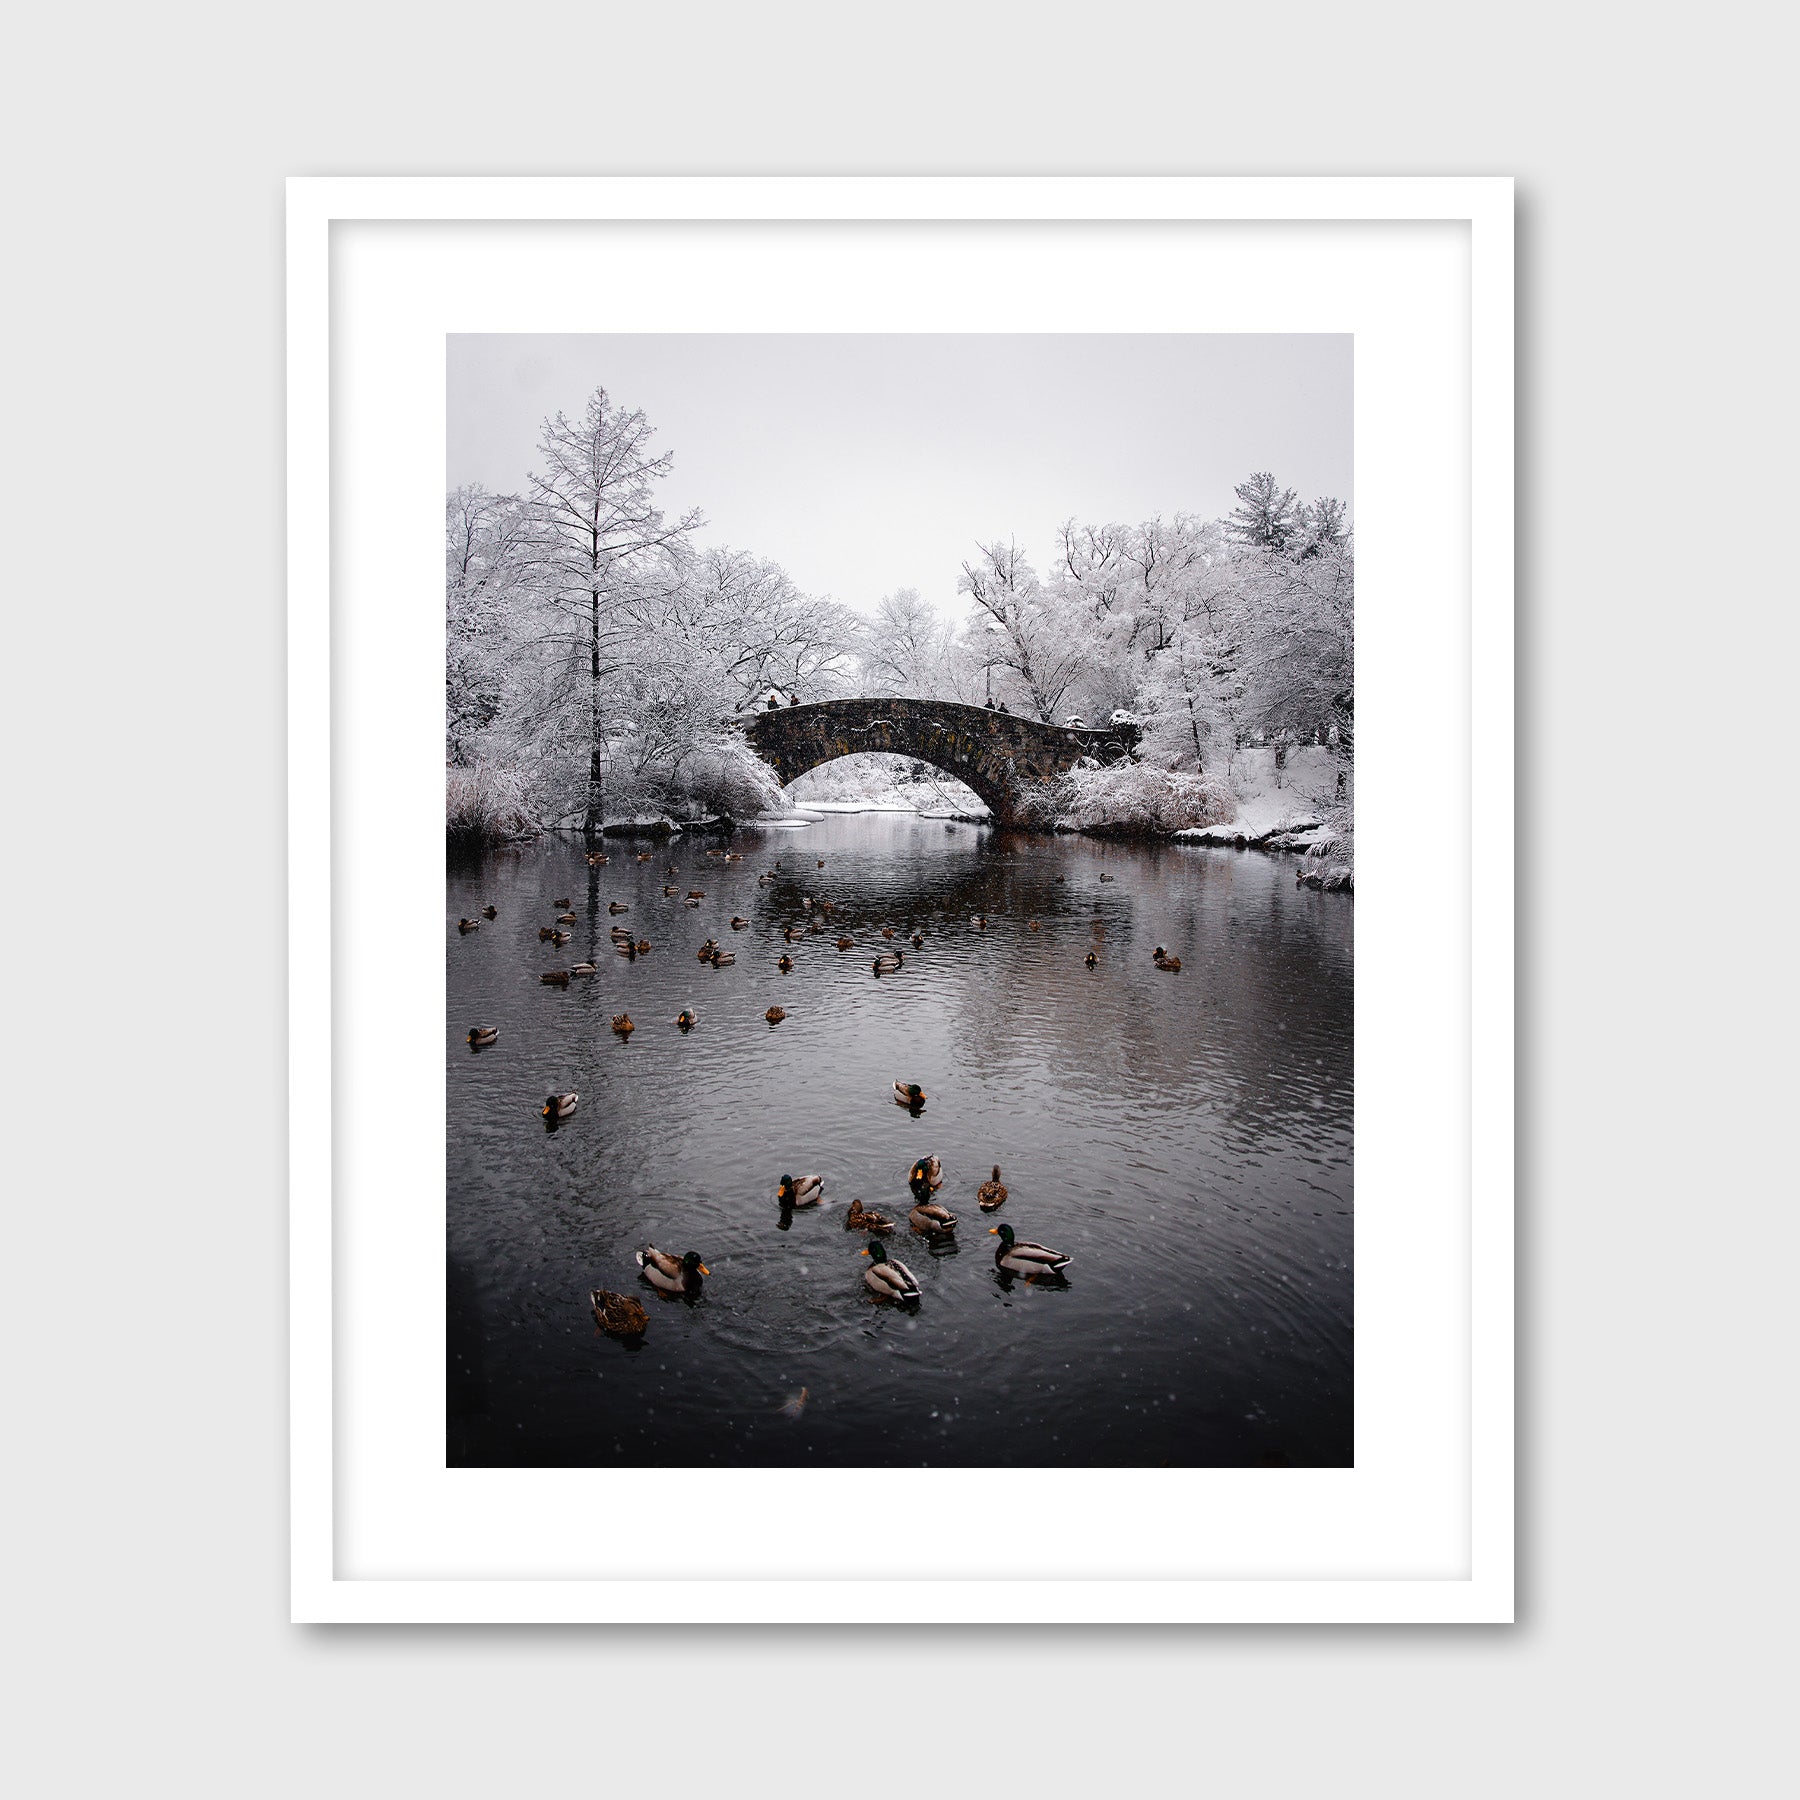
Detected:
left=859, top=587, right=953, bottom=696
left=1298, top=494, right=1348, bottom=557
left=445, top=485, right=527, bottom=765
left=523, top=387, right=703, bottom=845
left=957, top=538, right=1088, bottom=722
left=1224, top=471, right=1301, bottom=553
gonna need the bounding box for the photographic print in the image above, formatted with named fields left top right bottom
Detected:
left=445, top=332, right=1354, bottom=1470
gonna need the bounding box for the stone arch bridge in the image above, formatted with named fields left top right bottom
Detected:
left=741, top=697, right=1138, bottom=826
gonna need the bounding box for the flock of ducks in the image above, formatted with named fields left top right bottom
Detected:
left=582, top=1154, right=1074, bottom=1327
left=457, top=841, right=1171, bottom=1342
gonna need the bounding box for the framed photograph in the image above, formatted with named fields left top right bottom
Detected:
left=289, top=175, right=1513, bottom=1623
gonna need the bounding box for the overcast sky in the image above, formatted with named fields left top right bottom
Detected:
left=448, top=334, right=1350, bottom=619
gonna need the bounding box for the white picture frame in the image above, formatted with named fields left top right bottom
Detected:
left=289, top=175, right=1514, bottom=1624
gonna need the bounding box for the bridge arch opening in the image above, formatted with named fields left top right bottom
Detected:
left=780, top=750, right=995, bottom=819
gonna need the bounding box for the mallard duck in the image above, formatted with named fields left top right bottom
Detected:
left=634, top=938, right=649, bottom=954
left=614, top=940, right=638, bottom=959
left=710, top=950, right=735, bottom=967
left=555, top=897, right=572, bottom=908
left=765, top=1005, right=787, bottom=1024
left=777, top=1173, right=823, bottom=1206
left=989, top=1222, right=1072, bottom=1277
left=540, top=969, right=570, bottom=986
left=819, top=900, right=834, bottom=914
left=542, top=1091, right=578, bottom=1118
left=836, top=935, right=854, bottom=951
left=569, top=962, right=598, bottom=977
left=480, top=905, right=497, bottom=919
left=778, top=954, right=794, bottom=972
left=687, top=889, right=705, bottom=900
left=1099, top=872, right=1115, bottom=883
left=845, top=1198, right=894, bottom=1233
left=1153, top=947, right=1182, bottom=971
left=636, top=1246, right=707, bottom=1295
left=458, top=917, right=480, bottom=933
left=556, top=911, right=578, bottom=923
left=911, top=933, right=924, bottom=948
left=910, top=1197, right=957, bottom=1236
left=590, top=1289, right=648, bottom=1335
left=730, top=916, right=749, bottom=930
left=881, top=926, right=895, bottom=939
left=587, top=853, right=608, bottom=866
left=609, top=901, right=629, bottom=915
left=972, top=915, right=988, bottom=929
left=676, top=1008, right=697, bottom=1031
left=808, top=919, right=823, bottom=934
left=871, top=953, right=902, bottom=975
left=550, top=929, right=571, bottom=946
left=802, top=896, right=814, bottom=910
left=977, top=1165, right=1008, bottom=1210
left=861, top=1238, right=922, bottom=1300
left=724, top=852, right=743, bottom=863
left=817, top=858, right=826, bottom=868
left=784, top=925, right=802, bottom=943
left=758, top=873, right=776, bottom=885
left=611, top=1012, right=634, bottom=1037
left=466, top=1025, right=498, bottom=1047
left=666, top=865, right=680, bottom=875
left=894, top=1081, right=926, bottom=1109
left=684, top=896, right=702, bottom=907
left=696, top=938, right=718, bottom=960
left=636, top=852, right=653, bottom=863
left=908, top=1155, right=944, bottom=1200
left=1028, top=920, right=1041, bottom=932
left=1084, top=950, right=1098, bottom=967
left=538, top=926, right=557, bottom=941
left=664, top=884, right=680, bottom=896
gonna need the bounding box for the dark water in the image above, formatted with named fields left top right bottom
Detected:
left=447, top=813, right=1352, bottom=1467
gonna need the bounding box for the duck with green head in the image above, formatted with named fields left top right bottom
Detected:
left=893, top=1081, right=926, bottom=1110
left=777, top=1173, right=824, bottom=1207
left=636, top=1246, right=708, bottom=1295
left=989, top=1222, right=1071, bottom=1278
left=861, top=1237, right=922, bottom=1301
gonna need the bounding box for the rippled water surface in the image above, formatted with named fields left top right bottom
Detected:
left=448, top=814, right=1352, bottom=1466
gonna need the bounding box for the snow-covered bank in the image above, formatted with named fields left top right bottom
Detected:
left=1170, top=746, right=1352, bottom=888
left=1024, top=743, right=1351, bottom=887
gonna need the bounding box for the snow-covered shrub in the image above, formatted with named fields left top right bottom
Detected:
left=669, top=736, right=785, bottom=820
left=1026, top=763, right=1236, bottom=837
left=1301, top=803, right=1355, bottom=889
left=446, top=761, right=537, bottom=857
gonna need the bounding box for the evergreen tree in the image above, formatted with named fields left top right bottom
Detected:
left=1224, top=471, right=1300, bottom=552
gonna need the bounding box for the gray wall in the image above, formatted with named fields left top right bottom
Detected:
left=3, top=5, right=1785, bottom=1796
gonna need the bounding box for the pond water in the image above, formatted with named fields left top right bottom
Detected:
left=447, top=813, right=1352, bottom=1467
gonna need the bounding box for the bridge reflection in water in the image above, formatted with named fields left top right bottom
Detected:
left=742, top=697, right=1137, bottom=825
